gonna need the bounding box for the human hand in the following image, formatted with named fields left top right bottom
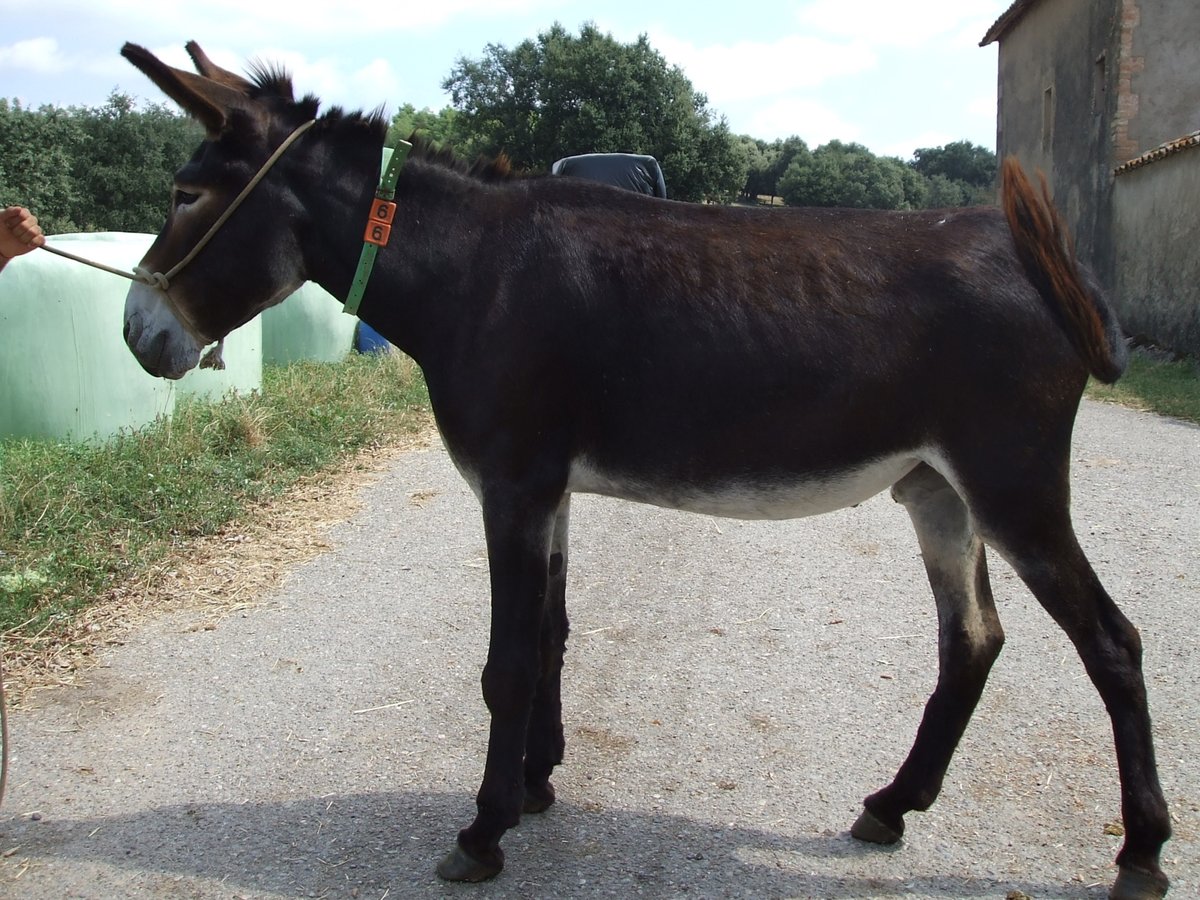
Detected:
left=0, top=206, right=46, bottom=268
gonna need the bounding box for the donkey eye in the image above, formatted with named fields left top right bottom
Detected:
left=174, top=189, right=201, bottom=208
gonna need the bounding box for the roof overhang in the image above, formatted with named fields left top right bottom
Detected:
left=980, top=0, right=1045, bottom=46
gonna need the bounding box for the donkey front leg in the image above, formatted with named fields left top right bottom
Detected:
left=853, top=464, right=1005, bottom=844
left=524, top=495, right=571, bottom=814
left=438, top=487, right=561, bottom=882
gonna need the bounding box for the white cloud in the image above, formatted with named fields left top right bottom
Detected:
left=271, top=51, right=405, bottom=113
left=744, top=96, right=861, bottom=145
left=0, top=37, right=70, bottom=74
left=794, top=0, right=1004, bottom=48
left=647, top=30, right=876, bottom=106
left=346, top=59, right=407, bottom=112
left=967, top=93, right=998, bottom=120
left=46, top=0, right=559, bottom=42
left=877, top=131, right=954, bottom=160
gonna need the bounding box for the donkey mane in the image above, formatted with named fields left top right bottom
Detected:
left=314, top=105, right=389, bottom=139
left=240, top=58, right=388, bottom=139
left=245, top=58, right=298, bottom=102
left=408, top=135, right=519, bottom=183
left=236, top=54, right=514, bottom=181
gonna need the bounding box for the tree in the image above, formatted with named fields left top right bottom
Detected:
left=922, top=173, right=969, bottom=208
left=69, top=92, right=204, bottom=233
left=896, top=159, right=929, bottom=209
left=693, top=118, right=748, bottom=204
left=0, top=93, right=201, bottom=234
left=769, top=136, right=811, bottom=197
left=0, top=99, right=85, bottom=234
left=738, top=135, right=812, bottom=204
left=387, top=103, right=464, bottom=149
left=778, top=141, right=924, bottom=210
left=911, top=140, right=997, bottom=188
left=738, top=137, right=777, bottom=201
left=443, top=23, right=745, bottom=201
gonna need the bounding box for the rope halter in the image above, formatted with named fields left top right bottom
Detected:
left=36, top=119, right=318, bottom=368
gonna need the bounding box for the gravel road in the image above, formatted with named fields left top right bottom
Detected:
left=1, top=400, right=1197, bottom=899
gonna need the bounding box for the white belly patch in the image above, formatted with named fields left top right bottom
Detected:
left=567, top=454, right=921, bottom=521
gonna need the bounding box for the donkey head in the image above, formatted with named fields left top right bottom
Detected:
left=121, top=42, right=318, bottom=378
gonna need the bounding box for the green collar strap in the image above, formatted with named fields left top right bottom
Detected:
left=344, top=139, right=413, bottom=317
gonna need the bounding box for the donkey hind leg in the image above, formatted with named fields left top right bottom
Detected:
left=437, top=486, right=561, bottom=883
left=852, top=464, right=1005, bottom=845
left=523, top=495, right=571, bottom=814
left=984, top=512, right=1170, bottom=900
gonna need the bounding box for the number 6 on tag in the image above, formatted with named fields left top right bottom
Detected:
left=365, top=199, right=398, bottom=246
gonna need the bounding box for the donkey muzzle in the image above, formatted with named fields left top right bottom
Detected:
left=123, top=282, right=202, bottom=379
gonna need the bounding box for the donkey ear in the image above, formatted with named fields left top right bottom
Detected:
left=184, top=41, right=255, bottom=93
left=121, top=42, right=249, bottom=136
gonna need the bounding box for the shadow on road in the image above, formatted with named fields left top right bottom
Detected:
left=4, top=788, right=1101, bottom=898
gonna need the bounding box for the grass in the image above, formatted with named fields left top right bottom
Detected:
left=1086, top=348, right=1200, bottom=425
left=0, top=352, right=428, bottom=638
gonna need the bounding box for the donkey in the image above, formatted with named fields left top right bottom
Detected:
left=119, top=42, right=1170, bottom=899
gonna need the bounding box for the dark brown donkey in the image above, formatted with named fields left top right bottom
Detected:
left=119, top=42, right=1171, bottom=899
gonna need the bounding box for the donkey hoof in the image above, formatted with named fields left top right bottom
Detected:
left=523, top=780, right=556, bottom=814
left=1110, top=865, right=1169, bottom=900
left=436, top=843, right=503, bottom=882
left=850, top=808, right=904, bottom=845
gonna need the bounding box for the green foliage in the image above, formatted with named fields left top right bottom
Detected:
left=443, top=22, right=747, bottom=202
left=910, top=140, right=997, bottom=208
left=0, top=353, right=428, bottom=635
left=771, top=137, right=812, bottom=186
left=778, top=141, right=927, bottom=210
left=69, top=93, right=204, bottom=232
left=911, top=140, right=997, bottom=188
left=387, top=103, right=465, bottom=149
left=737, top=136, right=992, bottom=211
left=0, top=92, right=202, bottom=235
left=923, top=173, right=970, bottom=207
left=0, top=99, right=85, bottom=233
left=738, top=136, right=777, bottom=200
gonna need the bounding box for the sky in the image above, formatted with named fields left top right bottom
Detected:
left=0, top=0, right=1013, bottom=160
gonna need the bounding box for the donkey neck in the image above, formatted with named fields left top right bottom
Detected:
left=290, top=135, right=503, bottom=365
left=294, top=131, right=387, bottom=308
left=319, top=150, right=514, bottom=366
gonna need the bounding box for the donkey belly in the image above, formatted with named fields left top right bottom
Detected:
left=567, top=453, right=921, bottom=521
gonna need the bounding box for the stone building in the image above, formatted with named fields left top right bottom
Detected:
left=981, top=0, right=1199, bottom=355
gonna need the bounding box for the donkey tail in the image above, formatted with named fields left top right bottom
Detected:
left=1001, top=156, right=1127, bottom=383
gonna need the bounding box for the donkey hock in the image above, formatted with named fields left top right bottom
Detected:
left=120, top=41, right=1171, bottom=900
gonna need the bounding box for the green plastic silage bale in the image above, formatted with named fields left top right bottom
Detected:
left=0, top=233, right=262, bottom=441
left=260, top=281, right=356, bottom=365
left=0, top=233, right=174, bottom=442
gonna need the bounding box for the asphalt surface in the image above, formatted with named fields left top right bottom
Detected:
left=1, top=400, right=1197, bottom=899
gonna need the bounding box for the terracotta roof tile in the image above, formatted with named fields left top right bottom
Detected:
left=1113, top=130, right=1200, bottom=176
